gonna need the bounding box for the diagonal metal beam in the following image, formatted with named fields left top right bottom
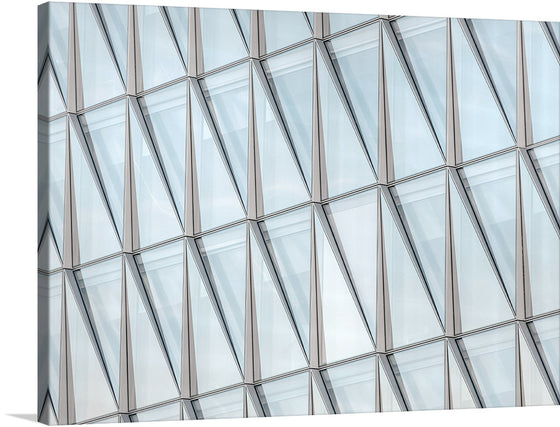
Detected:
left=450, top=337, right=485, bottom=407
left=310, top=369, right=336, bottom=414
left=379, top=353, right=409, bottom=411
left=159, top=6, right=188, bottom=74
left=540, top=22, right=560, bottom=65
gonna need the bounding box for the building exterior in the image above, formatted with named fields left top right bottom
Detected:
left=38, top=3, right=560, bottom=424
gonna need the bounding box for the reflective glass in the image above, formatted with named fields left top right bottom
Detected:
left=519, top=328, right=554, bottom=406
left=38, top=65, right=65, bottom=118
left=311, top=376, right=328, bottom=415
left=99, top=4, right=128, bottom=80
left=43, top=2, right=69, bottom=100
left=264, top=44, right=313, bottom=187
left=328, top=24, right=379, bottom=171
left=305, top=12, right=314, bottom=30
left=532, top=315, right=560, bottom=390
left=196, top=387, right=244, bottom=419
left=447, top=344, right=476, bottom=409
left=166, top=7, right=189, bottom=67
left=323, top=357, right=375, bottom=413
left=233, top=9, right=251, bottom=48
left=203, top=63, right=250, bottom=207
left=379, top=361, right=400, bottom=412
left=258, top=372, right=309, bottom=416
left=552, top=22, right=560, bottom=42
left=135, top=403, right=181, bottom=422
left=38, top=226, right=62, bottom=272
left=263, top=11, right=311, bottom=53
left=460, top=325, right=515, bottom=408
left=200, top=8, right=247, bottom=72
left=328, top=13, right=377, bottom=34
left=530, top=141, right=560, bottom=215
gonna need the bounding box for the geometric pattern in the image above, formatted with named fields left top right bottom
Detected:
left=38, top=4, right=560, bottom=424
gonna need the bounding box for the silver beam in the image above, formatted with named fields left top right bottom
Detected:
left=67, top=3, right=84, bottom=113
left=187, top=8, right=202, bottom=77
left=126, top=6, right=142, bottom=95
left=250, top=10, right=265, bottom=59
left=246, top=385, right=266, bottom=417
left=515, top=322, right=524, bottom=406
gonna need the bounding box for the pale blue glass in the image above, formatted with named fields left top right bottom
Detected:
left=38, top=226, right=61, bottom=272
left=532, top=315, right=560, bottom=390
left=38, top=66, right=65, bottom=118
left=137, top=6, right=185, bottom=90
left=552, top=22, right=560, bottom=42
left=200, top=8, right=247, bottom=72
left=306, top=13, right=314, bottom=30
left=392, top=171, right=446, bottom=321
left=76, top=3, right=124, bottom=107
left=460, top=325, right=515, bottom=408
left=203, top=63, right=249, bottom=208
left=393, top=17, right=447, bottom=151
left=531, top=141, right=560, bottom=214
left=391, top=341, right=444, bottom=410
left=196, top=387, right=244, bottom=419
left=43, top=2, right=69, bottom=100
left=261, top=207, right=311, bottom=356
left=96, top=416, right=119, bottom=424
left=328, top=13, right=377, bottom=34
left=328, top=24, right=379, bottom=171
left=524, top=21, right=560, bottom=143
left=325, top=189, right=377, bottom=339
left=233, top=10, right=251, bottom=47
left=264, top=44, right=313, bottom=187
left=135, top=403, right=181, bottom=422
left=99, top=4, right=128, bottom=80
left=166, top=7, right=189, bottom=66
left=323, top=357, right=375, bottom=413
left=263, top=11, right=311, bottom=53
left=258, top=372, right=309, bottom=416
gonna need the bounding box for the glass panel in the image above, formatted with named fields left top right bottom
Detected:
left=384, top=28, right=443, bottom=179
left=196, top=387, right=244, bottom=419
left=315, top=212, right=373, bottom=362
left=471, top=19, right=517, bottom=134
left=137, top=6, right=185, bottom=90
left=130, top=103, right=183, bottom=247
left=261, top=207, right=311, bottom=355
left=306, top=12, right=314, bottom=31
left=379, top=360, right=400, bottom=411
left=38, top=65, right=65, bottom=118
left=70, top=120, right=121, bottom=263
left=203, top=62, right=249, bottom=207
left=391, top=341, right=444, bottom=410
left=253, top=66, right=309, bottom=214
left=382, top=194, right=443, bottom=348
left=461, top=152, right=516, bottom=304
left=532, top=315, right=560, bottom=390
left=81, top=100, right=126, bottom=240
left=166, top=7, right=188, bottom=67
left=551, top=22, right=560, bottom=43
left=393, top=17, right=447, bottom=152
left=135, top=240, right=183, bottom=384
left=200, top=8, right=247, bottom=72
left=519, top=328, right=554, bottom=406
left=448, top=343, right=476, bottom=409
left=38, top=226, right=62, bottom=272
left=142, top=82, right=187, bottom=221
left=317, top=47, right=375, bottom=196
left=198, top=224, right=246, bottom=366
left=99, top=4, right=128, bottom=80
left=328, top=24, right=379, bottom=171
left=392, top=171, right=446, bottom=320
left=530, top=141, right=560, bottom=215
left=323, top=357, right=375, bottom=413
left=187, top=246, right=242, bottom=393
left=44, top=2, right=69, bottom=100
left=233, top=9, right=251, bottom=48
left=460, top=324, right=515, bottom=408
left=250, top=230, right=307, bottom=378
left=311, top=376, right=328, bottom=415
left=524, top=21, right=560, bottom=143
left=263, top=11, right=311, bottom=53
left=191, top=85, right=246, bottom=230
left=450, top=177, right=513, bottom=331
left=264, top=44, right=313, bottom=187
left=325, top=189, right=377, bottom=339
left=452, top=19, right=514, bottom=161
left=76, top=3, right=123, bottom=108
left=135, top=402, right=181, bottom=422
left=258, top=372, right=308, bottom=416
left=521, top=157, right=560, bottom=315
left=66, top=280, right=117, bottom=422
left=77, top=257, right=122, bottom=396
left=328, top=13, right=377, bottom=34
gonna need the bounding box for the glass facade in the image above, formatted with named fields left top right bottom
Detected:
left=38, top=4, right=560, bottom=425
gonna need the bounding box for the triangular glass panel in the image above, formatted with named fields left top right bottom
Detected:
left=200, top=8, right=247, bottom=72
left=38, top=223, right=62, bottom=272
left=81, top=100, right=127, bottom=241
left=383, top=27, right=443, bottom=179
left=322, top=357, right=375, bottom=413
left=70, top=120, right=121, bottom=263
left=198, top=224, right=246, bottom=369
left=233, top=10, right=251, bottom=49
left=38, top=62, right=65, bottom=118
left=76, top=3, right=124, bottom=108
left=66, top=277, right=117, bottom=422
left=166, top=7, right=189, bottom=68
left=305, top=12, right=314, bottom=31
left=196, top=387, right=244, bottom=419
left=260, top=207, right=311, bottom=356
left=461, top=152, right=517, bottom=304
left=187, top=244, right=242, bottom=394
left=203, top=62, right=250, bottom=208
left=391, top=341, right=444, bottom=410
left=135, top=402, right=182, bottom=422
left=460, top=324, right=515, bottom=408
left=38, top=393, right=58, bottom=425
left=452, top=19, right=514, bottom=161
left=450, top=176, right=513, bottom=331
left=263, top=11, right=312, bottom=53
left=381, top=194, right=443, bottom=348
left=317, top=46, right=375, bottom=196
left=328, top=13, right=377, bottom=35
left=250, top=229, right=307, bottom=379
left=391, top=171, right=446, bottom=322
left=519, top=328, right=554, bottom=406
left=520, top=156, right=560, bottom=315
left=392, top=17, right=447, bottom=152
left=530, top=141, right=560, bottom=215
left=524, top=21, right=560, bottom=143
left=379, top=359, right=400, bottom=412
left=98, top=4, right=128, bottom=82
left=328, top=23, right=379, bottom=174
left=258, top=372, right=309, bottom=416
left=264, top=44, right=313, bottom=188
left=531, top=315, right=560, bottom=390
left=40, top=2, right=69, bottom=101
left=190, top=84, right=246, bottom=231
left=253, top=66, right=309, bottom=214
left=311, top=376, right=328, bottom=415
left=552, top=22, right=560, bottom=42
left=126, top=259, right=178, bottom=408
left=447, top=342, right=476, bottom=409
left=137, top=6, right=185, bottom=90
left=324, top=189, right=377, bottom=340
left=314, top=211, right=373, bottom=362
left=130, top=103, right=183, bottom=248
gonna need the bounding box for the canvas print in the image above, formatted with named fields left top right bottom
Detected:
left=38, top=2, right=560, bottom=425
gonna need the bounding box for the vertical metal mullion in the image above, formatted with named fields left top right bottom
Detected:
left=244, top=224, right=261, bottom=383
left=247, top=62, right=264, bottom=219
left=515, top=322, right=524, bottom=406
left=515, top=152, right=532, bottom=320
left=62, top=115, right=80, bottom=269
left=445, top=169, right=461, bottom=335
left=67, top=3, right=83, bottom=113
left=246, top=384, right=267, bottom=417
left=378, top=22, right=395, bottom=185
left=312, top=43, right=328, bottom=201
left=187, top=8, right=203, bottom=77
left=185, top=79, right=201, bottom=236
left=446, top=19, right=462, bottom=166
left=58, top=274, right=76, bottom=425
left=119, top=256, right=136, bottom=412
left=123, top=101, right=140, bottom=252
left=181, top=239, right=197, bottom=398
left=517, top=21, right=533, bottom=148
left=126, top=5, right=142, bottom=96
left=309, top=208, right=326, bottom=368
left=376, top=189, right=392, bottom=353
